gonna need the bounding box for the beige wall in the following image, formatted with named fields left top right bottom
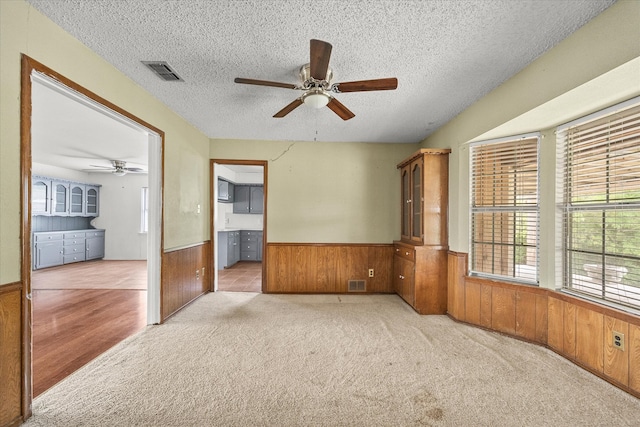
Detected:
left=210, top=139, right=416, bottom=243
left=421, top=0, right=640, bottom=290
left=0, top=0, right=211, bottom=283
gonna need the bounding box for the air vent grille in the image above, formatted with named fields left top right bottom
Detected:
left=348, top=280, right=366, bottom=292
left=142, top=61, right=184, bottom=82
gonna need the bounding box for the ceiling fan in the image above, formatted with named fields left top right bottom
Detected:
left=85, top=160, right=146, bottom=176
left=234, top=39, right=398, bottom=120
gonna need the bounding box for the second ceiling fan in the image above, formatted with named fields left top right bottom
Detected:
left=235, top=39, right=398, bottom=120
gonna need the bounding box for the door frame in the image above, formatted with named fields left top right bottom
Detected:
left=210, top=159, right=268, bottom=292
left=20, top=55, right=165, bottom=417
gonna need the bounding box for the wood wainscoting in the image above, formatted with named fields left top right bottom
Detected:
left=0, top=283, right=23, bottom=427
left=447, top=251, right=640, bottom=398
left=161, top=242, right=211, bottom=321
left=265, top=243, right=394, bottom=293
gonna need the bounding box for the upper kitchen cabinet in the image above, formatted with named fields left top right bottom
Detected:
left=233, top=185, right=263, bottom=214
left=32, top=175, right=100, bottom=217
left=397, top=149, right=450, bottom=246
left=32, top=177, right=52, bottom=215
left=217, top=178, right=234, bottom=203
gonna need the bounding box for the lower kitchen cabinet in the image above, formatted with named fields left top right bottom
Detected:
left=393, top=242, right=448, bottom=314
left=33, top=229, right=105, bottom=270
left=218, top=231, right=240, bottom=269
left=240, top=230, right=263, bottom=261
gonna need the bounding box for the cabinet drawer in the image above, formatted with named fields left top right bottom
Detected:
left=63, top=231, right=86, bottom=239
left=64, top=238, right=85, bottom=246
left=241, top=235, right=258, bottom=243
left=63, top=243, right=85, bottom=254
left=241, top=252, right=257, bottom=260
left=86, top=230, right=105, bottom=238
left=242, top=242, right=259, bottom=252
left=64, top=253, right=86, bottom=264
left=394, top=245, right=415, bottom=262
left=34, top=233, right=62, bottom=242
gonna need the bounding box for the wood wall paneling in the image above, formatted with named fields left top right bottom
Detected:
left=604, top=316, right=629, bottom=387
left=264, top=244, right=394, bottom=294
left=535, top=294, right=548, bottom=344
left=447, top=252, right=466, bottom=320
left=563, top=301, right=577, bottom=359
left=547, top=297, right=564, bottom=352
left=0, top=286, right=22, bottom=427
left=161, top=242, right=211, bottom=321
left=464, top=279, right=481, bottom=326
left=491, top=286, right=516, bottom=335
left=629, top=323, right=640, bottom=394
left=575, top=306, right=604, bottom=373
left=515, top=290, right=537, bottom=341
left=480, top=283, right=492, bottom=329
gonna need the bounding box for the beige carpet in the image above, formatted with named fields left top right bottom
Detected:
left=25, top=293, right=639, bottom=426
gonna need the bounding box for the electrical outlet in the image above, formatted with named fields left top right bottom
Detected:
left=368, top=269, right=374, bottom=278
left=195, top=269, right=200, bottom=280
left=612, top=331, right=625, bottom=351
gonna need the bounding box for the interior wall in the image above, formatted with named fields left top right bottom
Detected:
left=420, top=0, right=640, bottom=291
left=210, top=139, right=417, bottom=244
left=0, top=0, right=211, bottom=285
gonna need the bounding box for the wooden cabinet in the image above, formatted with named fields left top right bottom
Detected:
left=395, top=149, right=450, bottom=314
left=32, top=175, right=100, bottom=217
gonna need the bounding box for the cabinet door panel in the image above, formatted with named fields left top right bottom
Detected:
left=86, top=186, right=99, bottom=216
left=250, top=186, right=264, bottom=214
left=35, top=241, right=63, bottom=269
left=233, top=186, right=251, bottom=213
left=52, top=181, right=70, bottom=215
left=69, top=185, right=85, bottom=216
left=32, top=178, right=52, bottom=215
left=86, top=236, right=105, bottom=260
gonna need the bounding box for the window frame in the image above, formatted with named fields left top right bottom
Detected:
left=469, top=132, right=541, bottom=285
left=557, top=97, right=640, bottom=312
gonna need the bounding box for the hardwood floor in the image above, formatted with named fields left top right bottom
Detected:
left=32, top=260, right=147, bottom=290
left=218, top=261, right=262, bottom=292
left=32, top=261, right=147, bottom=397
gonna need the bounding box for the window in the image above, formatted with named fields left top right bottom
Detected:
left=558, top=99, right=640, bottom=310
left=140, top=187, right=149, bottom=233
left=470, top=134, right=540, bottom=284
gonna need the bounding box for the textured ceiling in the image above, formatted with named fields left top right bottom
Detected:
left=27, top=0, right=616, bottom=144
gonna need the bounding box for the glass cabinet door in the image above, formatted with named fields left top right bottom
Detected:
left=70, top=185, right=84, bottom=215
left=401, top=167, right=410, bottom=239
left=32, top=179, right=51, bottom=215
left=86, top=187, right=98, bottom=215
left=411, top=160, right=422, bottom=241
left=52, top=182, right=69, bottom=214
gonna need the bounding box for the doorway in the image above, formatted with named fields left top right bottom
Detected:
left=211, top=160, right=267, bottom=293
left=21, top=56, right=163, bottom=403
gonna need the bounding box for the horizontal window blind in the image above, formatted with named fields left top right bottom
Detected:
left=558, top=102, right=640, bottom=310
left=470, top=136, right=539, bottom=283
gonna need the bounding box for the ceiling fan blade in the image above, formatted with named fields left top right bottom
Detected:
left=88, top=164, right=115, bottom=170
left=333, top=78, right=398, bottom=93
left=310, top=39, right=332, bottom=80
left=234, top=78, right=297, bottom=90
left=273, top=98, right=304, bottom=118
left=326, top=98, right=355, bottom=121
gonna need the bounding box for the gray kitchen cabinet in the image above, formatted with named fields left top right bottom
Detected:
left=33, top=232, right=63, bottom=269
left=52, top=180, right=70, bottom=215
left=217, top=178, right=234, bottom=203
left=250, top=186, right=264, bottom=214
left=32, top=229, right=105, bottom=270
left=32, top=175, right=100, bottom=217
left=86, top=230, right=105, bottom=260
left=32, top=177, right=53, bottom=215
left=233, top=185, right=263, bottom=214
left=240, top=231, right=263, bottom=261
left=218, top=231, right=240, bottom=269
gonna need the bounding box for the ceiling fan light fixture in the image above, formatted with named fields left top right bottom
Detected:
left=303, top=90, right=330, bottom=109
left=112, top=169, right=127, bottom=176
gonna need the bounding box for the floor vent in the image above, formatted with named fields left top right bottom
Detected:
left=141, top=61, right=184, bottom=82
left=348, top=280, right=366, bottom=292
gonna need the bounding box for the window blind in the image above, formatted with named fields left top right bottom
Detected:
left=470, top=135, right=539, bottom=283
left=558, top=101, right=640, bottom=310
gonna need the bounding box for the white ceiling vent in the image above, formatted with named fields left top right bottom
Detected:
left=142, top=61, right=184, bottom=82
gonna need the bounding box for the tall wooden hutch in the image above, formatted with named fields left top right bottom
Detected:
left=394, top=148, right=451, bottom=314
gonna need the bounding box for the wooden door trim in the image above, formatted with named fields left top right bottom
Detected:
left=210, top=159, right=268, bottom=292
left=20, top=54, right=165, bottom=421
